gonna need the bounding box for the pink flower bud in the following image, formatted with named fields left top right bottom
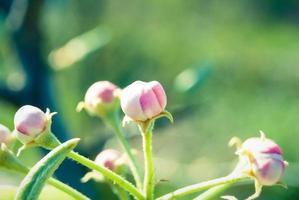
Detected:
left=241, top=137, right=282, bottom=155
left=84, top=81, right=118, bottom=108
left=0, top=124, right=10, bottom=144
left=120, top=81, right=167, bottom=121
left=95, top=149, right=123, bottom=171
left=81, top=149, right=125, bottom=183
left=251, top=153, right=285, bottom=186
left=14, top=105, right=47, bottom=143
left=78, top=81, right=120, bottom=117
left=241, top=136, right=286, bottom=186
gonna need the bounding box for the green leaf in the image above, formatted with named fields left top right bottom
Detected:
left=0, top=185, right=75, bottom=200
left=14, top=138, right=80, bottom=200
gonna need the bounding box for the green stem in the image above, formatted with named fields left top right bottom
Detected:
left=105, top=112, right=142, bottom=189
left=113, top=185, right=130, bottom=200
left=68, top=151, right=144, bottom=200
left=193, top=184, right=232, bottom=200
left=194, top=160, right=251, bottom=200
left=142, top=128, right=154, bottom=200
left=47, top=178, right=90, bottom=200
left=156, top=175, right=247, bottom=200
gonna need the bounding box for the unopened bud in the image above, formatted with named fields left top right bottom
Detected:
left=120, top=81, right=167, bottom=122
left=81, top=149, right=126, bottom=183
left=95, top=149, right=123, bottom=171
left=241, top=135, right=286, bottom=186
left=77, top=81, right=120, bottom=117
left=13, top=105, right=60, bottom=154
left=14, top=105, right=47, bottom=144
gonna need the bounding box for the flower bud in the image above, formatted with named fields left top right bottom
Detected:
left=240, top=133, right=286, bottom=186
left=14, top=105, right=47, bottom=144
left=77, top=81, right=120, bottom=117
left=120, top=81, right=167, bottom=121
left=81, top=149, right=125, bottom=183
left=85, top=81, right=118, bottom=107
left=95, top=149, right=123, bottom=171
left=241, top=137, right=282, bottom=156
left=0, top=124, right=10, bottom=144
left=251, top=153, right=285, bottom=186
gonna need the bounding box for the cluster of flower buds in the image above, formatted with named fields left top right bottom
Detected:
left=0, top=79, right=288, bottom=200
left=0, top=124, right=10, bottom=144
left=9, top=80, right=169, bottom=151
left=230, top=131, right=287, bottom=200
left=82, top=149, right=126, bottom=182
left=77, top=81, right=121, bottom=117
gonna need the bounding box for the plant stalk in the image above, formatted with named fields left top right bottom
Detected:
left=105, top=112, right=142, bottom=189
left=156, top=175, right=247, bottom=200
left=193, top=184, right=232, bottom=200
left=47, top=177, right=90, bottom=200
left=68, top=151, right=144, bottom=200
left=142, top=128, right=154, bottom=200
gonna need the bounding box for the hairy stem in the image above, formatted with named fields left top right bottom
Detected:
left=142, top=128, right=154, bottom=200
left=68, top=151, right=144, bottom=200
left=193, top=184, right=232, bottom=200
left=156, top=175, right=247, bottom=200
left=47, top=177, right=90, bottom=200
left=105, top=112, right=142, bottom=189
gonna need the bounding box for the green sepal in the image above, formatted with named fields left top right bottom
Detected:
left=276, top=181, right=288, bottom=189
left=16, top=129, right=61, bottom=156
left=35, top=128, right=61, bottom=150
left=151, top=110, right=174, bottom=123
left=14, top=138, right=80, bottom=200
left=137, top=110, right=174, bottom=133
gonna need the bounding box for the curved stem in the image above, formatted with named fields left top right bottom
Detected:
left=156, top=175, right=247, bottom=200
left=142, top=128, right=154, bottom=200
left=68, top=151, right=144, bottom=200
left=105, top=112, right=142, bottom=189
left=193, top=184, right=232, bottom=200
left=47, top=178, right=90, bottom=200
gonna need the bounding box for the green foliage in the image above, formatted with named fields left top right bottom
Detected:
left=14, top=139, right=80, bottom=200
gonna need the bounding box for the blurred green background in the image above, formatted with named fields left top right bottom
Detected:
left=1, top=0, right=299, bottom=199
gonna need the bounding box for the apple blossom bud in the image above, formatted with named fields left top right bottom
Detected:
left=251, top=153, right=285, bottom=186
left=120, top=80, right=167, bottom=121
left=95, top=149, right=123, bottom=171
left=77, top=81, right=120, bottom=117
left=241, top=135, right=286, bottom=186
left=0, top=124, right=10, bottom=144
left=81, top=149, right=126, bottom=183
left=14, top=105, right=47, bottom=144
left=241, top=137, right=282, bottom=156
left=85, top=81, right=118, bottom=108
